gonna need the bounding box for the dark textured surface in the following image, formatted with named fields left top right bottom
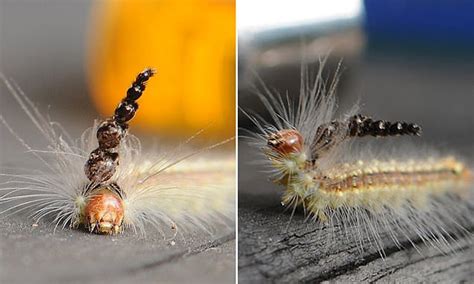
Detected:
left=238, top=57, right=474, bottom=283
left=0, top=217, right=235, bottom=284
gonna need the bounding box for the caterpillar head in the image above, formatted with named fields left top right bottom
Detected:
left=83, top=187, right=124, bottom=235
left=267, top=129, right=304, bottom=156
left=265, top=129, right=308, bottom=179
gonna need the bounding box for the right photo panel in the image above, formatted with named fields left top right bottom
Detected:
left=238, top=1, right=474, bottom=283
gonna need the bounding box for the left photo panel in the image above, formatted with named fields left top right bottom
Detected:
left=0, top=1, right=236, bottom=283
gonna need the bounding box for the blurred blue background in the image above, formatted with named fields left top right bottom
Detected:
left=365, top=0, right=474, bottom=51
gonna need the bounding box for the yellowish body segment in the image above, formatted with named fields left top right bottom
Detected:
left=282, top=156, right=472, bottom=221
left=323, top=157, right=468, bottom=193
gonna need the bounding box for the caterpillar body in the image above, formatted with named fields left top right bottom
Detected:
left=0, top=69, right=234, bottom=237
left=244, top=61, right=473, bottom=255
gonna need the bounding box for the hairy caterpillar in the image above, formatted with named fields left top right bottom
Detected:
left=0, top=69, right=234, bottom=236
left=242, top=59, right=473, bottom=256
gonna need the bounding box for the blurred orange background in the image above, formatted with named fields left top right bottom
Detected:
left=87, top=0, right=235, bottom=139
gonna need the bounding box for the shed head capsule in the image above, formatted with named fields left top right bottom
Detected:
left=267, top=129, right=304, bottom=155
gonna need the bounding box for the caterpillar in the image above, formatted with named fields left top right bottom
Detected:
left=242, top=59, right=473, bottom=255
left=0, top=69, right=235, bottom=236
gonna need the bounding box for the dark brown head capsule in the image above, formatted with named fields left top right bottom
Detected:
left=84, top=148, right=119, bottom=183
left=114, top=100, right=138, bottom=123
left=96, top=119, right=126, bottom=149
left=267, top=129, right=304, bottom=155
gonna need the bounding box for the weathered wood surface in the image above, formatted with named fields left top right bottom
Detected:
left=238, top=144, right=473, bottom=283
left=0, top=217, right=235, bottom=284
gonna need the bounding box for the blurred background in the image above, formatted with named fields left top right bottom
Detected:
left=238, top=0, right=474, bottom=148
left=0, top=0, right=235, bottom=147
left=238, top=0, right=474, bottom=206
